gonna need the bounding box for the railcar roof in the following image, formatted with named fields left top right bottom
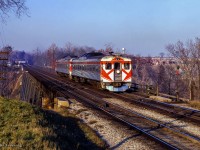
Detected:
left=56, top=55, right=78, bottom=62
left=79, top=52, right=105, bottom=59
left=72, top=52, right=105, bottom=62
left=101, top=55, right=132, bottom=61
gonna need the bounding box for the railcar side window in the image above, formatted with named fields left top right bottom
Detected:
left=105, top=63, right=112, bottom=70
left=124, top=63, right=130, bottom=70
left=95, top=66, right=99, bottom=72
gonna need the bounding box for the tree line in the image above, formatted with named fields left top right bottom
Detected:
left=132, top=38, right=200, bottom=101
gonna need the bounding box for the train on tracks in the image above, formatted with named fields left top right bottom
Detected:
left=55, top=52, right=132, bottom=92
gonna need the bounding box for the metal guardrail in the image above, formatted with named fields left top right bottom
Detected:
left=159, top=93, right=189, bottom=102
left=131, top=83, right=189, bottom=102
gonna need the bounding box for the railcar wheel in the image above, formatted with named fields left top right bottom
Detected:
left=101, top=82, right=106, bottom=89
left=74, top=77, right=80, bottom=82
left=96, top=82, right=101, bottom=89
left=80, top=77, right=86, bottom=83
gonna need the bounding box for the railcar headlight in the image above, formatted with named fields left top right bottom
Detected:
left=117, top=70, right=120, bottom=74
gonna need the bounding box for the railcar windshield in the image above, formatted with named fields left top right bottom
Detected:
left=105, top=63, right=112, bottom=70
left=124, top=63, right=130, bottom=70
left=114, top=63, right=120, bottom=70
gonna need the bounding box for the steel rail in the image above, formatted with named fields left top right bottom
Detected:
left=115, top=93, right=200, bottom=121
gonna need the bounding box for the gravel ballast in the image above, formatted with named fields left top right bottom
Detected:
left=68, top=99, right=164, bottom=150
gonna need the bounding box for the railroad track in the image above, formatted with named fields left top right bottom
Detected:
left=23, top=66, right=200, bottom=149
left=79, top=83, right=200, bottom=124
left=115, top=92, right=200, bottom=122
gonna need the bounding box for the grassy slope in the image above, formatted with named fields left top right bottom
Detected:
left=0, top=97, right=107, bottom=150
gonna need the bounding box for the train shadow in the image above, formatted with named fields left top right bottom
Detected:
left=34, top=108, right=108, bottom=150
left=125, top=88, right=135, bottom=93
left=110, top=133, right=142, bottom=149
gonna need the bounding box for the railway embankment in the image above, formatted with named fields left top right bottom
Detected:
left=0, top=97, right=107, bottom=149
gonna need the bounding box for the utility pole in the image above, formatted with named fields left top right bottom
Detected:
left=175, top=65, right=180, bottom=101
left=0, top=48, right=11, bottom=96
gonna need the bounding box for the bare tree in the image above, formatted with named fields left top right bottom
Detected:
left=166, top=40, right=197, bottom=100
left=65, top=42, right=73, bottom=55
left=159, top=52, right=165, bottom=58
left=153, top=64, right=167, bottom=95
left=192, top=38, right=200, bottom=99
left=32, top=48, right=42, bottom=66
left=1, top=45, right=12, bottom=53
left=47, top=43, right=58, bottom=69
left=104, top=42, right=114, bottom=53
left=65, top=43, right=96, bottom=57
left=0, top=0, right=28, bottom=21
left=164, top=65, right=176, bottom=95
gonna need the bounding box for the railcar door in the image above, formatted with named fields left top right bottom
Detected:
left=114, top=62, right=122, bottom=81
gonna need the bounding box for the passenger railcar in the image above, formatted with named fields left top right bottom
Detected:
left=55, top=52, right=132, bottom=92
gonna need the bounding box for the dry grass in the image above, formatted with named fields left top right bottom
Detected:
left=188, top=100, right=200, bottom=110
left=0, top=97, right=108, bottom=150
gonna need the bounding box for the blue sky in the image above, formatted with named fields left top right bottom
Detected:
left=1, top=0, right=200, bottom=56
